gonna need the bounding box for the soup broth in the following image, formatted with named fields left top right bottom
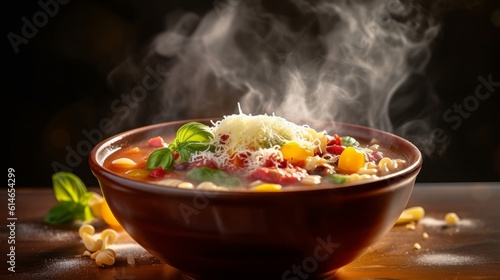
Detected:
left=103, top=113, right=408, bottom=191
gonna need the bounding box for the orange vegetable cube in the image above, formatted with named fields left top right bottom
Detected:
left=280, top=141, right=314, bottom=166
left=338, top=146, right=365, bottom=174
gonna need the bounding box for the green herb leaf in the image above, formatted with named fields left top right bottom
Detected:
left=341, top=136, right=360, bottom=147
left=44, top=201, right=94, bottom=225
left=175, top=122, right=213, bottom=143
left=44, top=202, right=79, bottom=225
left=146, top=148, right=175, bottom=170
left=52, top=172, right=87, bottom=203
left=187, top=167, right=242, bottom=187
left=45, top=172, right=95, bottom=225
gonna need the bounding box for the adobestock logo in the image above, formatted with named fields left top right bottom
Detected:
left=282, top=235, right=340, bottom=280
left=7, top=0, right=71, bottom=54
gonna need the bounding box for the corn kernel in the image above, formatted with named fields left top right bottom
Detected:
left=413, top=243, right=421, bottom=250
left=423, top=232, right=429, bottom=239
left=445, top=212, right=460, bottom=226
left=252, top=183, right=282, bottom=192
left=405, top=222, right=416, bottom=230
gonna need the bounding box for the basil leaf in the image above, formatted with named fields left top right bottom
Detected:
left=52, top=172, right=87, bottom=203
left=45, top=172, right=96, bottom=225
left=175, top=122, right=213, bottom=143
left=187, top=167, right=241, bottom=187
left=146, top=148, right=174, bottom=170
left=44, top=202, right=80, bottom=225
left=79, top=204, right=94, bottom=222
left=79, top=191, right=93, bottom=206
left=178, top=148, right=192, bottom=162
left=341, top=136, right=360, bottom=147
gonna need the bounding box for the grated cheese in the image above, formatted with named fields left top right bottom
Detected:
left=192, top=112, right=324, bottom=175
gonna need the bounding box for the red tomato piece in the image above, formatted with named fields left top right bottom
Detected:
left=220, top=134, right=229, bottom=144
left=149, top=167, right=166, bottom=178
left=147, top=136, right=165, bottom=147
left=249, top=167, right=307, bottom=185
left=326, top=134, right=343, bottom=146
left=326, top=145, right=345, bottom=155
left=262, top=153, right=286, bottom=168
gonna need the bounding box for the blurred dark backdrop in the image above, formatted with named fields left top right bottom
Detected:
left=4, top=0, right=499, bottom=187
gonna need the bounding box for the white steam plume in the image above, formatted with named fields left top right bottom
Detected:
left=110, top=0, right=446, bottom=153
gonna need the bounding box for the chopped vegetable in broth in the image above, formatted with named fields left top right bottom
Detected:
left=103, top=113, right=407, bottom=191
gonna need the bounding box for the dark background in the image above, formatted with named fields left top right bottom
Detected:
left=4, top=0, right=500, bottom=187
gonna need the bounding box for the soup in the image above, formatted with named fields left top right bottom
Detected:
left=103, top=113, right=407, bottom=191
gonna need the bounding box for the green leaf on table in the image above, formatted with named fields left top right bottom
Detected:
left=52, top=171, right=87, bottom=203
left=45, top=202, right=79, bottom=225
left=45, top=172, right=95, bottom=225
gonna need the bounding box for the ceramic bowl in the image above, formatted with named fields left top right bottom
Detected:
left=89, top=118, right=422, bottom=279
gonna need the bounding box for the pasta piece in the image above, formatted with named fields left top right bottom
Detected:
left=378, top=157, right=406, bottom=176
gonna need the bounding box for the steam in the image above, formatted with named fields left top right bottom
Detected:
left=109, top=0, right=446, bottom=154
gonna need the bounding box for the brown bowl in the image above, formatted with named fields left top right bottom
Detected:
left=89, top=118, right=422, bottom=279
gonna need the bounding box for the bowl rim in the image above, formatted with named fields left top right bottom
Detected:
left=89, top=117, right=422, bottom=196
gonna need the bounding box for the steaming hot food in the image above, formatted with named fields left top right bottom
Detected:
left=90, top=113, right=422, bottom=278
left=103, top=112, right=407, bottom=191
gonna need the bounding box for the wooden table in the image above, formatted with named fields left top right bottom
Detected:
left=1, top=183, right=499, bottom=279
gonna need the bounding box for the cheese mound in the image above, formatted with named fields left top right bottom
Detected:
left=193, top=113, right=324, bottom=175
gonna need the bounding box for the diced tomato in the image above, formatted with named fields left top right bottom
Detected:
left=173, top=151, right=180, bottom=160
left=189, top=158, right=218, bottom=169
left=326, top=134, right=342, bottom=146
left=262, top=153, right=286, bottom=168
left=147, top=136, right=165, bottom=147
left=220, top=134, right=229, bottom=144
left=231, top=152, right=251, bottom=168
left=149, top=167, right=166, bottom=178
left=326, top=145, right=345, bottom=155
left=249, top=167, right=308, bottom=185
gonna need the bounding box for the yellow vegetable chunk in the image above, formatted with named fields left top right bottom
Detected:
left=88, top=192, right=104, bottom=218
left=338, top=146, right=365, bottom=174
left=445, top=212, right=460, bottom=225
left=125, top=169, right=150, bottom=179
left=280, top=141, right=314, bottom=165
left=395, top=206, right=425, bottom=225
left=101, top=199, right=122, bottom=228
left=252, top=184, right=282, bottom=192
